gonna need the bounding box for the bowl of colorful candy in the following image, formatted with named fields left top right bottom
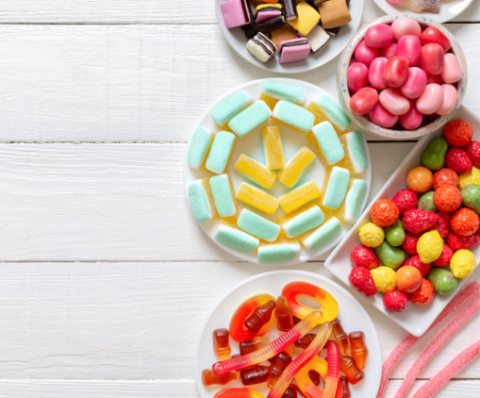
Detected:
left=337, top=14, right=467, bottom=140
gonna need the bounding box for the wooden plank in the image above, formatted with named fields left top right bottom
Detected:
left=0, top=24, right=476, bottom=142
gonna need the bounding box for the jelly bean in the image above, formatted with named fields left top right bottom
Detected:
left=400, top=101, right=423, bottom=130
left=347, top=63, right=368, bottom=93
left=374, top=241, right=405, bottom=269
left=380, top=43, right=398, bottom=59
left=420, top=26, right=451, bottom=52
left=436, top=84, right=457, bottom=116
left=397, top=35, right=422, bottom=66
left=462, top=184, right=480, bottom=214
left=368, top=103, right=399, bottom=128
left=385, top=220, right=406, bottom=247
left=392, top=17, right=422, bottom=41
left=426, top=74, right=442, bottom=85
left=428, top=268, right=458, bottom=296
left=383, top=56, right=409, bottom=88
left=421, top=43, right=445, bottom=76
left=421, top=137, right=448, bottom=171
left=350, top=87, right=379, bottom=115
left=354, top=40, right=379, bottom=66
left=441, top=53, right=462, bottom=84
left=368, top=57, right=388, bottom=90
left=400, top=67, right=427, bottom=100
left=365, top=24, right=394, bottom=48
left=379, top=88, right=410, bottom=116
left=417, top=84, right=443, bottom=115
left=418, top=191, right=437, bottom=212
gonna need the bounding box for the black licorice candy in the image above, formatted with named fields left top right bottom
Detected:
left=243, top=15, right=286, bottom=39
left=282, top=0, right=298, bottom=21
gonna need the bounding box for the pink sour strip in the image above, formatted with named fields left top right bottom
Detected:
left=412, top=339, right=480, bottom=398
left=376, top=281, right=480, bottom=398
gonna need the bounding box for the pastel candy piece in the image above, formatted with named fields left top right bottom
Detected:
left=354, top=40, right=379, bottom=66
left=212, top=91, right=253, bottom=127
left=247, top=33, right=277, bottom=63
left=220, top=0, right=251, bottom=29
left=188, top=126, right=214, bottom=170
left=307, top=121, right=345, bottom=166
left=287, top=1, right=320, bottom=36
left=342, top=179, right=368, bottom=223
left=421, top=43, right=444, bottom=76
left=416, top=83, right=443, bottom=115
left=210, top=174, right=238, bottom=218
left=397, top=35, right=421, bottom=66
left=188, top=179, right=218, bottom=223
left=307, top=25, right=330, bottom=54
left=278, top=146, right=316, bottom=188
left=256, top=10, right=282, bottom=23
left=309, top=95, right=351, bottom=132
left=348, top=63, right=368, bottom=93
left=350, top=87, right=379, bottom=115
left=400, top=101, right=423, bottom=130
left=278, top=38, right=311, bottom=64
left=379, top=88, right=410, bottom=116
left=215, top=221, right=260, bottom=252
left=391, top=17, right=422, bottom=41
left=278, top=203, right=325, bottom=238
left=273, top=100, right=315, bottom=133
left=279, top=181, right=321, bottom=214
left=271, top=25, right=298, bottom=47
left=262, top=81, right=306, bottom=105
left=436, top=84, right=457, bottom=116
left=236, top=182, right=280, bottom=215
left=368, top=57, right=388, bottom=90
left=228, top=101, right=272, bottom=137
left=237, top=208, right=281, bottom=242
left=400, top=67, right=427, bottom=100
left=262, top=126, right=285, bottom=171
left=399, top=0, right=440, bottom=13
left=364, top=24, right=394, bottom=48
left=235, top=153, right=276, bottom=189
left=368, top=103, right=399, bottom=128
left=300, top=217, right=342, bottom=252
left=317, top=0, right=352, bottom=30
left=205, top=131, right=237, bottom=174
left=258, top=239, right=301, bottom=264
left=441, top=53, right=462, bottom=84
left=322, top=166, right=350, bottom=209
left=380, top=43, right=398, bottom=59
left=340, top=131, right=369, bottom=174
left=383, top=56, right=409, bottom=88
left=420, top=26, right=451, bottom=52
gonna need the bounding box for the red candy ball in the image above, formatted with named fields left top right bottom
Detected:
left=350, top=245, right=379, bottom=270
left=370, top=199, right=400, bottom=227
left=349, top=267, right=377, bottom=297
left=402, top=255, right=431, bottom=277
left=383, top=290, right=409, bottom=313
left=451, top=208, right=480, bottom=237
left=464, top=141, right=480, bottom=168
left=445, top=148, right=473, bottom=174
left=392, top=189, right=418, bottom=215
left=429, top=211, right=451, bottom=239
left=447, top=231, right=480, bottom=251
left=433, top=244, right=454, bottom=267
left=432, top=168, right=459, bottom=190
left=433, top=184, right=462, bottom=213
left=444, top=120, right=473, bottom=147
left=409, top=279, right=435, bottom=306
left=403, top=232, right=422, bottom=255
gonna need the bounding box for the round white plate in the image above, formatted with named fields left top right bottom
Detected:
left=372, top=0, right=474, bottom=23
left=195, top=270, right=382, bottom=398
left=184, top=78, right=372, bottom=266
left=214, top=0, right=365, bottom=74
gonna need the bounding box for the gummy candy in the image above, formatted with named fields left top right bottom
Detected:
left=340, top=355, right=364, bottom=385
left=294, top=355, right=328, bottom=397
left=245, top=300, right=277, bottom=333
left=323, top=340, right=341, bottom=398
left=267, top=352, right=292, bottom=388
left=202, top=369, right=239, bottom=386
left=332, top=318, right=350, bottom=357
left=241, top=365, right=270, bottom=385
left=279, top=181, right=321, bottom=214
left=213, top=329, right=232, bottom=360
left=278, top=147, right=316, bottom=188
left=262, top=126, right=285, bottom=171
left=275, top=295, right=294, bottom=332
left=213, top=388, right=265, bottom=398
left=237, top=182, right=280, bottom=215
left=235, top=153, right=277, bottom=189
left=341, top=377, right=351, bottom=398
left=348, top=331, right=368, bottom=370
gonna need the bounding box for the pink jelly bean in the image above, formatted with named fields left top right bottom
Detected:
left=380, top=43, right=398, bottom=59
left=365, top=24, right=394, bottom=48
left=379, top=88, right=410, bottom=116
left=397, top=35, right=422, bottom=66
left=348, top=63, right=369, bottom=93
left=354, top=40, right=379, bottom=66
left=400, top=101, right=423, bottom=130
left=350, top=87, right=379, bottom=115
left=383, top=56, right=409, bottom=88
left=426, top=74, right=443, bottom=85
left=391, top=17, right=422, bottom=41
left=421, top=43, right=445, bottom=76
left=436, top=84, right=457, bottom=116
left=420, top=26, right=451, bottom=52
left=416, top=83, right=444, bottom=115
left=368, top=103, right=399, bottom=128
left=441, top=53, right=462, bottom=84
left=400, top=67, right=427, bottom=99
left=368, top=57, right=388, bottom=90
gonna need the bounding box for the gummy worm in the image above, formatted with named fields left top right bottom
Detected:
left=376, top=281, right=480, bottom=398
left=212, top=311, right=324, bottom=374
left=266, top=322, right=332, bottom=398
left=394, top=293, right=480, bottom=398
left=323, top=341, right=341, bottom=398
left=412, top=339, right=480, bottom=398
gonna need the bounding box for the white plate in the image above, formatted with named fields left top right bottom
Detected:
left=214, top=0, right=365, bottom=74
left=325, top=106, right=480, bottom=337
left=372, top=0, right=475, bottom=23
left=184, top=78, right=372, bottom=266
left=195, top=270, right=382, bottom=398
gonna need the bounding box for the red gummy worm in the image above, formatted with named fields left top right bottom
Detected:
left=323, top=341, right=341, bottom=398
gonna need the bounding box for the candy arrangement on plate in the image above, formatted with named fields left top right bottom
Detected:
left=185, top=79, right=371, bottom=265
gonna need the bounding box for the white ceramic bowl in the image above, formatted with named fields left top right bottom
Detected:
left=337, top=14, right=468, bottom=141
left=214, top=0, right=365, bottom=74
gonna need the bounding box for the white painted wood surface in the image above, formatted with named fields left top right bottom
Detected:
left=0, top=0, right=478, bottom=397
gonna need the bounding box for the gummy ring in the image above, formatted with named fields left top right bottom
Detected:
left=282, top=281, right=339, bottom=321
left=294, top=356, right=328, bottom=398
left=229, top=294, right=277, bottom=342
left=213, top=388, right=265, bottom=398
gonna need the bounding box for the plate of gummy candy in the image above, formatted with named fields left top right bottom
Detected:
left=185, top=78, right=372, bottom=266
left=195, top=270, right=382, bottom=398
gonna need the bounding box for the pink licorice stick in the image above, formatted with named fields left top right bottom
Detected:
left=213, top=311, right=324, bottom=374
left=376, top=281, right=480, bottom=398
left=412, top=339, right=480, bottom=398
left=323, top=341, right=341, bottom=398
left=267, top=322, right=332, bottom=398
left=394, top=294, right=480, bottom=398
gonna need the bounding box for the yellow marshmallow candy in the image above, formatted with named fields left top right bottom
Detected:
left=279, top=181, right=321, bottom=214
left=236, top=182, right=280, bottom=215
left=278, top=147, right=316, bottom=188
left=262, top=126, right=285, bottom=171
left=234, top=153, right=276, bottom=190
left=287, top=1, right=321, bottom=36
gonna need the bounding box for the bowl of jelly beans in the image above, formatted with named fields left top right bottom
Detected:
left=337, top=14, right=467, bottom=140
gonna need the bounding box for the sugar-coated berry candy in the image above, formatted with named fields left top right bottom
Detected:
left=444, top=120, right=473, bottom=147
left=365, top=24, right=394, bottom=48
left=433, top=244, right=454, bottom=267
left=450, top=249, right=476, bottom=278
left=392, top=189, right=418, bottom=215
left=400, top=67, right=427, bottom=100
left=400, top=101, right=423, bottom=130
left=433, top=168, right=459, bottom=190
left=421, top=43, right=445, bottom=76
left=383, top=290, right=409, bottom=313
left=392, top=17, right=422, bottom=41
left=464, top=141, right=480, bottom=167
left=436, top=84, right=457, bottom=116
left=417, top=230, right=444, bottom=263
left=428, top=268, right=458, bottom=296
left=462, top=184, right=480, bottom=214
left=383, top=56, right=409, bottom=88
left=416, top=84, right=444, bottom=115
left=349, top=267, right=377, bottom=296
left=368, top=103, right=399, bottom=128
left=421, top=137, right=448, bottom=171
left=403, top=209, right=439, bottom=234
left=406, top=166, right=433, bottom=193
left=379, top=88, right=410, bottom=116
left=370, top=199, right=399, bottom=227
left=433, top=184, right=462, bottom=212
left=380, top=43, right=398, bottom=59
left=447, top=231, right=480, bottom=251
left=451, top=208, right=479, bottom=237
left=368, top=57, right=388, bottom=90
left=420, top=26, right=451, bottom=52
left=370, top=266, right=396, bottom=293
left=459, top=167, right=480, bottom=190
left=350, top=87, right=379, bottom=115
left=374, top=241, right=405, bottom=269
left=348, top=63, right=369, bottom=93
left=359, top=222, right=385, bottom=248
left=350, top=245, right=379, bottom=270
left=409, top=279, right=435, bottom=306
left=397, top=35, right=422, bottom=66
left=402, top=254, right=431, bottom=277
left=403, top=232, right=422, bottom=254
left=441, top=53, right=462, bottom=84
left=428, top=211, right=451, bottom=239
left=354, top=40, right=379, bottom=66
left=395, top=265, right=422, bottom=293
left=446, top=148, right=473, bottom=174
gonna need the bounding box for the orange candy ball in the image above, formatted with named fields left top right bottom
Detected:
left=433, top=185, right=462, bottom=213
left=407, top=167, right=433, bottom=193
left=370, top=199, right=400, bottom=227
left=395, top=266, right=423, bottom=293
left=432, top=168, right=459, bottom=190
left=451, top=208, right=480, bottom=237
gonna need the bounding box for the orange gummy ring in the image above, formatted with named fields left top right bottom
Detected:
left=213, top=388, right=265, bottom=398
left=294, top=356, right=328, bottom=398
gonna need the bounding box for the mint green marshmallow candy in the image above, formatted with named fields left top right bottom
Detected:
left=311, top=121, right=345, bottom=165
left=205, top=131, right=236, bottom=174
left=228, top=101, right=272, bottom=137
left=273, top=101, right=315, bottom=133
left=209, top=174, right=237, bottom=218
left=323, top=167, right=351, bottom=210
left=215, top=224, right=259, bottom=252
left=212, top=91, right=252, bottom=126
left=300, top=217, right=342, bottom=252
left=237, top=209, right=281, bottom=242
left=263, top=81, right=305, bottom=105
left=188, top=126, right=213, bottom=170
left=258, top=243, right=300, bottom=264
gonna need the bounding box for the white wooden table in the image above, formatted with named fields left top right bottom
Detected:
left=0, top=1, right=479, bottom=397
